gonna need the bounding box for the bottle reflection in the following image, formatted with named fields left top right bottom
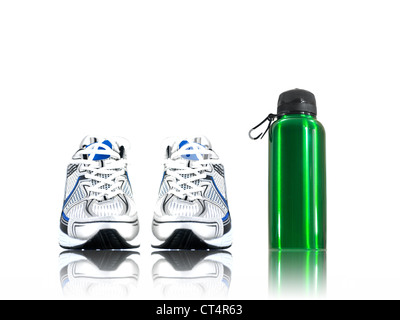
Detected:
left=59, top=250, right=139, bottom=298
left=152, top=250, right=232, bottom=299
left=269, top=250, right=326, bottom=298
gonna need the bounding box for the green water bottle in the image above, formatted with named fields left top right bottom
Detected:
left=249, top=89, right=326, bottom=250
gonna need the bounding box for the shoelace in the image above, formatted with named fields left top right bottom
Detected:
left=164, top=142, right=219, bottom=201
left=72, top=142, right=127, bottom=201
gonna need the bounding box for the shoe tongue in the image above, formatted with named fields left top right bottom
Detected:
left=79, top=136, right=121, bottom=161
left=170, top=136, right=211, bottom=161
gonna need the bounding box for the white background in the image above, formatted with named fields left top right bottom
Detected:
left=1, top=0, right=399, bottom=300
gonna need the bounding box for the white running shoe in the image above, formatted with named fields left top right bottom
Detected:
left=59, top=136, right=139, bottom=249
left=152, top=136, right=232, bottom=249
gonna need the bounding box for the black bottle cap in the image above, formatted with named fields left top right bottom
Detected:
left=277, top=88, right=317, bottom=116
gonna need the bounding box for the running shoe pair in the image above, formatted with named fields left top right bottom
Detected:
left=59, top=136, right=232, bottom=250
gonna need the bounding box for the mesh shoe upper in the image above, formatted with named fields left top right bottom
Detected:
left=62, top=136, right=136, bottom=220
left=156, top=136, right=230, bottom=222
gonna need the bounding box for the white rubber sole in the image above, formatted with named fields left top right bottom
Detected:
left=152, top=217, right=232, bottom=249
left=59, top=218, right=140, bottom=249
left=151, top=229, right=232, bottom=248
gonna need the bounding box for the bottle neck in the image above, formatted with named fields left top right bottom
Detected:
left=278, top=112, right=316, bottom=119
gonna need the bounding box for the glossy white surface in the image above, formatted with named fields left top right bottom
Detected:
left=1, top=0, right=400, bottom=300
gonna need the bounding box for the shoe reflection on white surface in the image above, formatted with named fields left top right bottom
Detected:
left=152, top=250, right=232, bottom=299
left=268, top=250, right=326, bottom=299
left=59, top=250, right=139, bottom=298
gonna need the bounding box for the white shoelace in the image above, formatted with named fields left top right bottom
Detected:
left=72, top=142, right=127, bottom=201
left=165, top=142, right=219, bottom=201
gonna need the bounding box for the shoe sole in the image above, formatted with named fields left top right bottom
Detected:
left=60, top=229, right=139, bottom=250
left=152, top=229, right=232, bottom=250
left=152, top=216, right=232, bottom=250
left=59, top=219, right=140, bottom=249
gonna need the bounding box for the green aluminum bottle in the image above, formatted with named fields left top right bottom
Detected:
left=250, top=89, right=326, bottom=250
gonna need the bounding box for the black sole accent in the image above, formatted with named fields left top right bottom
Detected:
left=152, top=229, right=231, bottom=250
left=60, top=229, right=139, bottom=250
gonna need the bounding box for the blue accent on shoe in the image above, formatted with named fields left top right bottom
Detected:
left=182, top=154, right=199, bottom=161
left=207, top=175, right=230, bottom=222
left=160, top=171, right=166, bottom=188
left=179, top=140, right=206, bottom=161
left=102, top=140, right=112, bottom=149
left=222, top=212, right=230, bottom=222
left=126, top=171, right=132, bottom=187
left=179, top=140, right=189, bottom=149
left=208, top=176, right=228, bottom=207
left=62, top=211, right=70, bottom=222
left=63, top=175, right=83, bottom=208
left=86, top=140, right=112, bottom=161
